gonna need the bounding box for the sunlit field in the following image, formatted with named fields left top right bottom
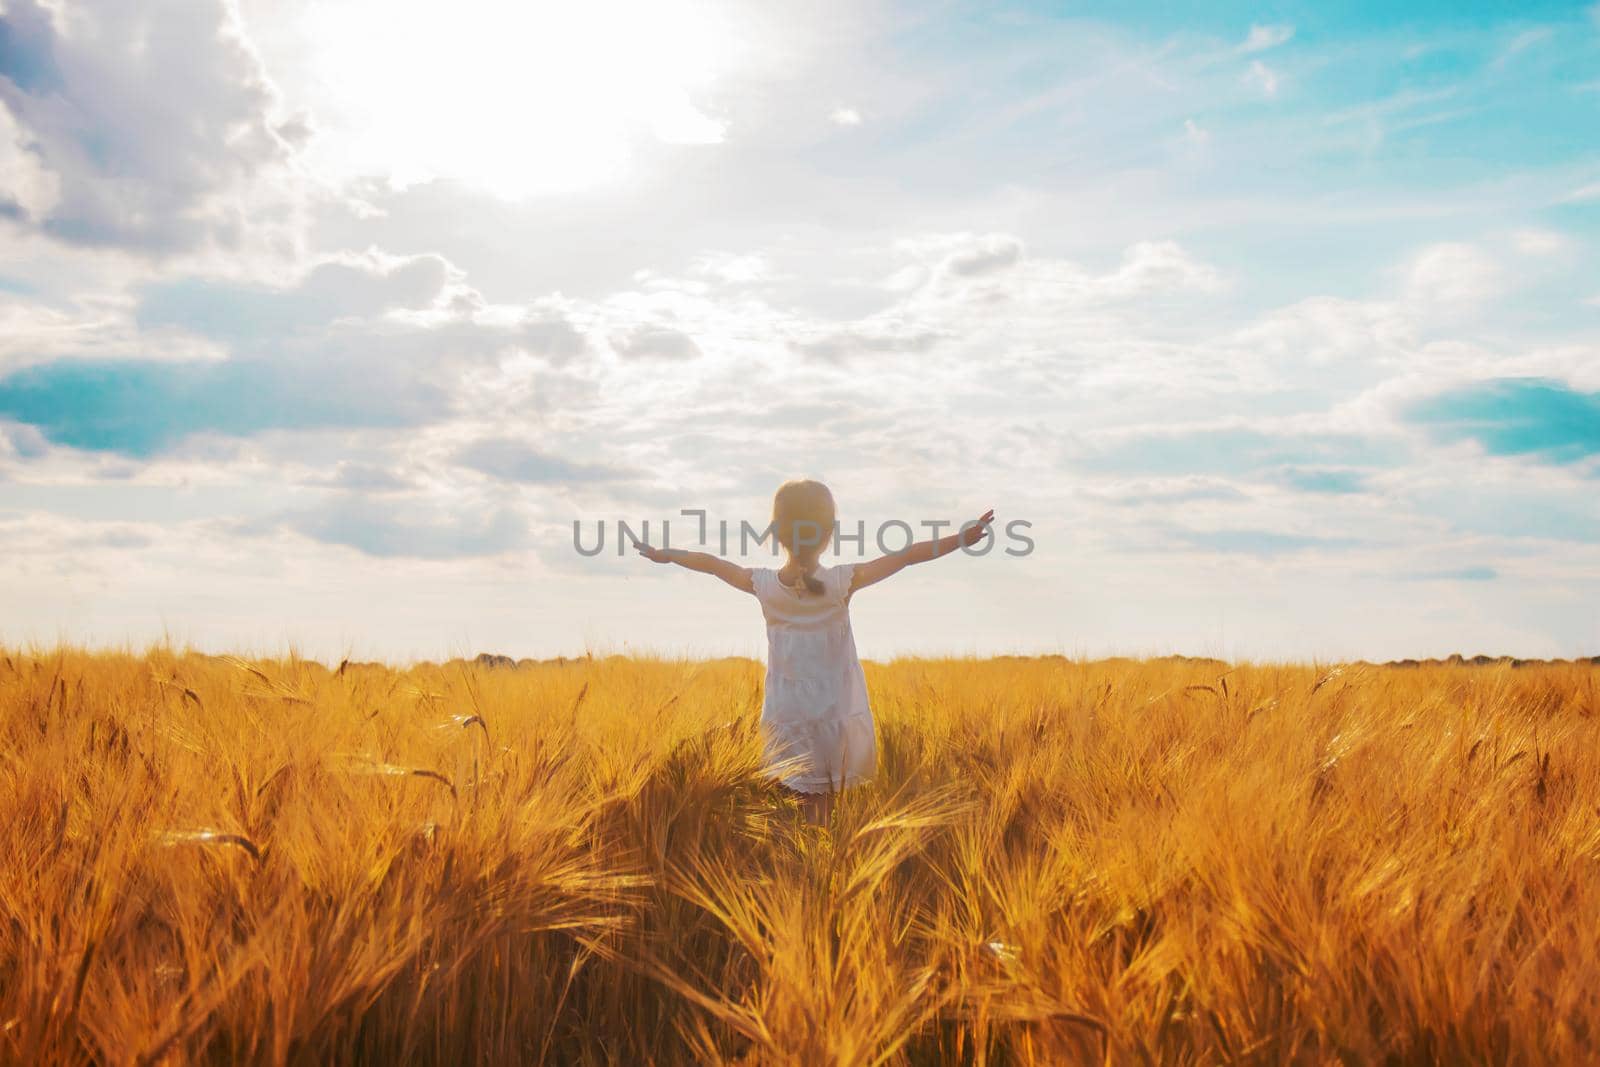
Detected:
left=3, top=650, right=1598, bottom=1065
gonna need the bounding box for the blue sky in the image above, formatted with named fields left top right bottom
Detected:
left=0, top=0, right=1597, bottom=661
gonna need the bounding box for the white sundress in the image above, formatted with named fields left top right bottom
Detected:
left=749, top=563, right=876, bottom=794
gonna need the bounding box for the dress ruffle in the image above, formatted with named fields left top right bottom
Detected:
left=761, top=709, right=876, bottom=793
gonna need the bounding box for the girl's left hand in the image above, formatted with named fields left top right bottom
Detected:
left=959, top=509, right=995, bottom=546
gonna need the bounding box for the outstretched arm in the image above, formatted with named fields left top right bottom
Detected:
left=849, top=509, right=994, bottom=594
left=633, top=540, right=755, bottom=594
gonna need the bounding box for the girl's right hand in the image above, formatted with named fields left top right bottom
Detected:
left=959, top=509, right=996, bottom=547
left=634, top=540, right=671, bottom=564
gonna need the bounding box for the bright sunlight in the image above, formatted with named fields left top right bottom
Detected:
left=297, top=0, right=736, bottom=197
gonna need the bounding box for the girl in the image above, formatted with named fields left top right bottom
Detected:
left=634, top=478, right=994, bottom=823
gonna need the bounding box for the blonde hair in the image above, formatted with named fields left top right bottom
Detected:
left=772, top=478, right=835, bottom=595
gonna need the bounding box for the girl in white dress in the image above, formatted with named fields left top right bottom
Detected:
left=634, top=479, right=994, bottom=822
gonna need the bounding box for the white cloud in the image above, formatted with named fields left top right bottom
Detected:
left=1245, top=60, right=1280, bottom=97
left=881, top=264, right=928, bottom=293
left=1404, top=243, right=1503, bottom=306
left=0, top=297, right=131, bottom=374
left=1509, top=228, right=1571, bottom=256
left=1238, top=24, right=1294, bottom=54
left=1183, top=117, right=1211, bottom=146
left=1227, top=296, right=1412, bottom=379
left=830, top=106, right=863, bottom=126
left=1096, top=240, right=1226, bottom=298
left=0, top=99, right=59, bottom=220
left=0, top=422, right=49, bottom=460
left=1563, top=180, right=1600, bottom=202
left=649, top=88, right=727, bottom=145
left=687, top=251, right=775, bottom=285
left=1494, top=26, right=1553, bottom=66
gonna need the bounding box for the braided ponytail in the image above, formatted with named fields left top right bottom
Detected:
left=772, top=479, right=836, bottom=597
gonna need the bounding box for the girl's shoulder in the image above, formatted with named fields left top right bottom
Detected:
left=748, top=565, right=780, bottom=598
left=751, top=563, right=856, bottom=603
left=823, top=561, right=857, bottom=597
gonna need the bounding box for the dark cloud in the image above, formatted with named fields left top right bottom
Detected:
left=1086, top=480, right=1250, bottom=507
left=138, top=255, right=451, bottom=338
left=516, top=317, right=589, bottom=361
left=0, top=0, right=293, bottom=250
left=945, top=236, right=1023, bottom=277
left=137, top=252, right=586, bottom=360
left=453, top=438, right=633, bottom=485
left=278, top=497, right=528, bottom=560
left=789, top=326, right=944, bottom=361
left=317, top=462, right=415, bottom=493
left=1, top=421, right=48, bottom=458
left=0, top=250, right=596, bottom=457
left=1171, top=526, right=1363, bottom=557
left=609, top=324, right=701, bottom=360
left=0, top=1, right=60, bottom=94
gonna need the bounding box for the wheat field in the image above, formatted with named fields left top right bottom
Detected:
left=2, top=649, right=1597, bottom=1065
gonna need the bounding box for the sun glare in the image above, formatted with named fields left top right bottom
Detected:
left=299, top=0, right=736, bottom=198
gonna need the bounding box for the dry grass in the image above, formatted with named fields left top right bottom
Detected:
left=2, top=648, right=1598, bottom=1065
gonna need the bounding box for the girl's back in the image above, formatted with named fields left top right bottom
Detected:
left=749, top=562, right=874, bottom=793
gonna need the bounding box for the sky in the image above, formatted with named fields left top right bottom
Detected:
left=0, top=0, right=1598, bottom=664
